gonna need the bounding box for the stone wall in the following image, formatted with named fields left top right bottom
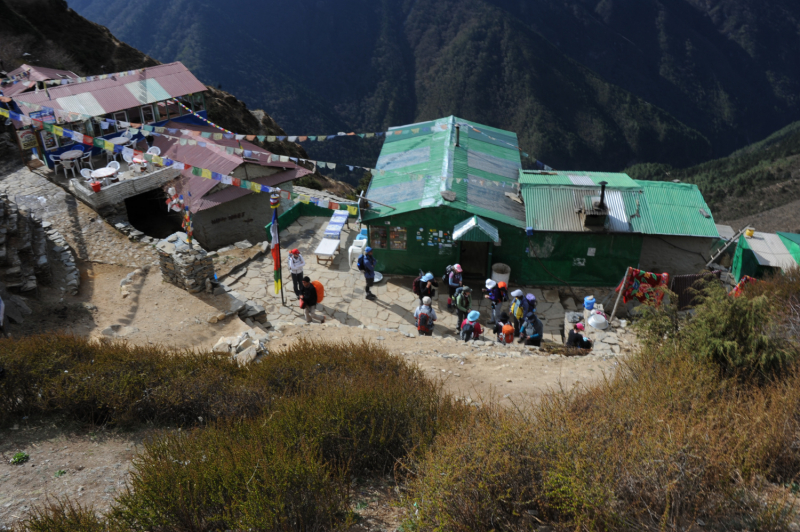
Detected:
left=156, top=232, right=214, bottom=293
left=70, top=167, right=181, bottom=215
left=0, top=193, right=53, bottom=294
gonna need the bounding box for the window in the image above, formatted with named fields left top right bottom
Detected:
left=369, top=226, right=387, bottom=250
left=164, top=100, right=181, bottom=119
left=101, top=114, right=118, bottom=133
left=127, top=106, right=143, bottom=124
left=113, top=111, right=128, bottom=125
left=389, top=226, right=407, bottom=250
left=192, top=93, right=205, bottom=112
left=141, top=105, right=155, bottom=123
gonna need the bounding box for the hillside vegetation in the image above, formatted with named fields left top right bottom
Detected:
left=4, top=271, right=800, bottom=531
left=627, top=119, right=800, bottom=226
left=68, top=0, right=723, bottom=174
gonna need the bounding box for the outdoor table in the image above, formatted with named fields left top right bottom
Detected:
left=91, top=167, right=118, bottom=180
left=314, top=238, right=340, bottom=266
left=59, top=149, right=84, bottom=161
left=324, top=210, right=349, bottom=239
left=109, top=137, right=130, bottom=146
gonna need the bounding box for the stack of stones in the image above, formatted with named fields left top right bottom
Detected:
left=0, top=193, right=54, bottom=294
left=156, top=232, right=214, bottom=293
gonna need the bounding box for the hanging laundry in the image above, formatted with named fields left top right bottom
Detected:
left=616, top=269, right=670, bottom=305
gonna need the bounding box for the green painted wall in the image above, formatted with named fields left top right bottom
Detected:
left=365, top=206, right=644, bottom=286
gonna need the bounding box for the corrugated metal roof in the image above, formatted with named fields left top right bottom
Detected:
left=189, top=167, right=311, bottom=212
left=633, top=180, right=719, bottom=237
left=364, top=116, right=525, bottom=228
left=522, top=186, right=640, bottom=233
left=13, top=62, right=206, bottom=118
left=519, top=170, right=640, bottom=188
left=778, top=232, right=800, bottom=265
left=716, top=224, right=736, bottom=241
left=746, top=232, right=796, bottom=268
left=2, top=64, right=80, bottom=98
left=155, top=122, right=298, bottom=176
left=453, top=215, right=500, bottom=242
left=520, top=175, right=718, bottom=237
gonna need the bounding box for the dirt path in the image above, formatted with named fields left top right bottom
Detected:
left=267, top=322, right=626, bottom=407
left=0, top=422, right=153, bottom=530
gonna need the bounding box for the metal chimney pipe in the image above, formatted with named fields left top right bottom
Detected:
left=455, top=125, right=460, bottom=147
left=599, top=181, right=608, bottom=210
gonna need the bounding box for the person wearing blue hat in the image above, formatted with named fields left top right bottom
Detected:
left=417, top=272, right=438, bottom=306
left=460, top=310, right=483, bottom=342
left=356, top=246, right=377, bottom=300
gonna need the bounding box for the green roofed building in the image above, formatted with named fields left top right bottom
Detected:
left=732, top=231, right=800, bottom=282
left=361, top=116, right=721, bottom=286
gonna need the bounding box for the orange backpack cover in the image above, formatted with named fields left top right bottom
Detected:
left=311, top=280, right=325, bottom=303
left=501, top=323, right=515, bottom=343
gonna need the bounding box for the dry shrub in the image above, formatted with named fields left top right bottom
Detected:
left=408, top=276, right=800, bottom=531
left=15, top=498, right=105, bottom=532
left=9, top=337, right=465, bottom=531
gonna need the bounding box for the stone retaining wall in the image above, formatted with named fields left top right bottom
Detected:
left=156, top=232, right=214, bottom=294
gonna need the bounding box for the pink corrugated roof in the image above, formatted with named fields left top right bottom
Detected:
left=191, top=167, right=311, bottom=212
left=2, top=64, right=79, bottom=98
left=155, top=122, right=303, bottom=175
left=12, top=62, right=206, bottom=117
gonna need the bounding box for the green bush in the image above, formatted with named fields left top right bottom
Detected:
left=684, top=282, right=798, bottom=379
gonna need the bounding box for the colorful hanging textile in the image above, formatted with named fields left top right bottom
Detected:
left=616, top=268, right=670, bottom=305
left=271, top=209, right=281, bottom=295
left=730, top=275, right=757, bottom=298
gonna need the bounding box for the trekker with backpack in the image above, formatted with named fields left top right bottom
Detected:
left=483, top=279, right=503, bottom=324
left=414, top=296, right=438, bottom=336
left=445, top=264, right=463, bottom=310
left=520, top=312, right=544, bottom=347
left=418, top=272, right=437, bottom=306
left=299, top=276, right=326, bottom=324
left=287, top=248, right=306, bottom=298
left=566, top=322, right=593, bottom=350
left=494, top=312, right=514, bottom=344
left=356, top=247, right=377, bottom=300
left=509, top=289, right=525, bottom=336
left=454, top=286, right=472, bottom=333
left=460, top=310, right=483, bottom=342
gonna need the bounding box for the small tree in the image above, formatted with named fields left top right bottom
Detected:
left=685, top=282, right=797, bottom=380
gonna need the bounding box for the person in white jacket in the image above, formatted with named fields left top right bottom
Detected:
left=288, top=248, right=306, bottom=297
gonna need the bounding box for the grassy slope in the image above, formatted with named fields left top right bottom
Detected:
left=626, top=119, right=800, bottom=226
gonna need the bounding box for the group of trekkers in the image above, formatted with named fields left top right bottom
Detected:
left=287, top=248, right=592, bottom=350
left=410, top=263, right=549, bottom=346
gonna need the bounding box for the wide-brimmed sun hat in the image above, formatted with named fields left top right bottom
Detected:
left=467, top=310, right=480, bottom=322
left=485, top=279, right=497, bottom=289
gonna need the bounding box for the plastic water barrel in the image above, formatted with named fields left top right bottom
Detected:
left=491, top=263, right=511, bottom=285
left=583, top=295, right=596, bottom=310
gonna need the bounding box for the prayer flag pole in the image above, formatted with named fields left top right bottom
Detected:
left=270, top=191, right=285, bottom=306
left=610, top=267, right=631, bottom=326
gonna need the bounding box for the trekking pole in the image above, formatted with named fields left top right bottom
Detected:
left=610, top=267, right=630, bottom=326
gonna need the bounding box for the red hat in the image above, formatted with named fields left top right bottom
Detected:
left=290, top=248, right=300, bottom=255
left=498, top=282, right=507, bottom=289
left=575, top=323, right=585, bottom=331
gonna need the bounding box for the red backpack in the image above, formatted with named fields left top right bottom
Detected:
left=501, top=323, right=515, bottom=344
left=417, top=308, right=433, bottom=334
left=311, top=280, right=325, bottom=303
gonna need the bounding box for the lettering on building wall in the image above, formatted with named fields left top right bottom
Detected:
left=210, top=212, right=246, bottom=225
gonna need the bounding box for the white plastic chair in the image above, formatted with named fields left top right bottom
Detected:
left=61, top=158, right=78, bottom=179
left=122, top=151, right=134, bottom=164
left=49, top=154, right=64, bottom=176
left=146, top=146, right=161, bottom=156
left=348, top=239, right=368, bottom=267
left=79, top=151, right=94, bottom=170
left=80, top=168, right=93, bottom=181
left=107, top=161, right=121, bottom=171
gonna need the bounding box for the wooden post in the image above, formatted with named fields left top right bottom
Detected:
left=610, top=267, right=630, bottom=326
